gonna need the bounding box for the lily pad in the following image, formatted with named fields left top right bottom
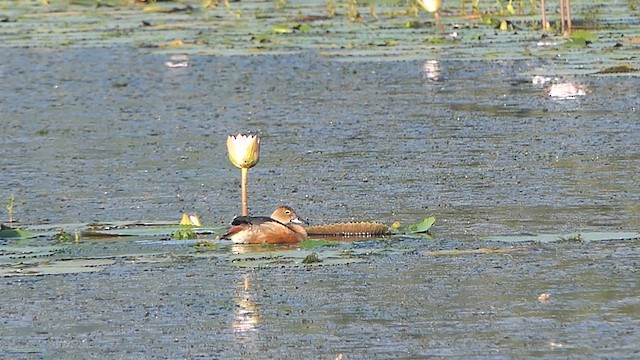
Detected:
left=405, top=216, right=436, bottom=234
left=0, top=245, right=62, bottom=263
left=0, top=225, right=34, bottom=239
left=421, top=247, right=529, bottom=256
left=481, top=232, right=640, bottom=243
left=299, top=239, right=340, bottom=249
left=82, top=222, right=223, bottom=239
left=1, top=258, right=116, bottom=277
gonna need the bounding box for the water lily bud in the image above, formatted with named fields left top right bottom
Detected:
left=180, top=213, right=202, bottom=227
left=227, top=134, right=260, bottom=169
left=417, top=0, right=441, bottom=13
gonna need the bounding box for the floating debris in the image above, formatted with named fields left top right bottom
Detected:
left=538, top=293, right=551, bottom=302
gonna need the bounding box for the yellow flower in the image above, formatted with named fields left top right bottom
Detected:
left=227, top=134, right=260, bottom=169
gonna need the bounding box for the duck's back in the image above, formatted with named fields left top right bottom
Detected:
left=223, top=216, right=306, bottom=244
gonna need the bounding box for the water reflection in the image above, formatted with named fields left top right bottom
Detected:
left=232, top=276, right=260, bottom=337
left=422, top=59, right=441, bottom=82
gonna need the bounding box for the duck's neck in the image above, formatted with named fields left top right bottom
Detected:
left=287, top=223, right=308, bottom=238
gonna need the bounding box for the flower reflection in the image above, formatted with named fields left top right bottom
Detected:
left=233, top=277, right=260, bottom=336
left=422, top=59, right=441, bottom=82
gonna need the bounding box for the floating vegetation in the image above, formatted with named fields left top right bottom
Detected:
left=0, top=224, right=33, bottom=239
left=227, top=247, right=413, bottom=268
left=302, top=252, right=322, bottom=264
left=421, top=247, right=529, bottom=256
left=172, top=228, right=197, bottom=240
left=0, top=259, right=116, bottom=277
left=299, top=239, right=340, bottom=249
left=595, top=64, right=640, bottom=74
left=404, top=216, right=436, bottom=234
left=481, top=232, right=640, bottom=243
left=568, top=30, right=598, bottom=46
left=2, top=221, right=639, bottom=275
left=558, top=233, right=584, bottom=242
left=81, top=221, right=223, bottom=239
left=52, top=228, right=75, bottom=243
left=194, top=240, right=218, bottom=251
left=0, top=244, right=62, bottom=263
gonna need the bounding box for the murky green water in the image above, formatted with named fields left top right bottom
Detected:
left=1, top=0, right=640, bottom=358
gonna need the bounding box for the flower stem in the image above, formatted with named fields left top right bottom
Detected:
left=241, top=167, right=248, bottom=216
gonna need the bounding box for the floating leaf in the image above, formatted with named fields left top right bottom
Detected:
left=299, top=239, right=340, bottom=249
left=0, top=245, right=62, bottom=263
left=269, top=25, right=292, bottom=34
left=421, top=247, right=529, bottom=256
left=569, top=30, right=597, bottom=46
left=481, top=232, right=640, bottom=243
left=405, top=216, right=436, bottom=234
left=0, top=225, right=33, bottom=239
left=292, top=23, right=312, bottom=32
left=82, top=222, right=223, bottom=239
left=1, top=259, right=116, bottom=277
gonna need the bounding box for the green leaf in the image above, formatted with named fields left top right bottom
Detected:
left=0, top=225, right=33, bottom=239
left=269, top=25, right=292, bottom=34
left=481, top=232, right=640, bottom=243
left=293, top=23, right=312, bottom=32
left=172, top=229, right=197, bottom=240
left=299, top=239, right=340, bottom=249
left=0, top=259, right=116, bottom=277
left=406, top=216, right=436, bottom=233
left=569, top=30, right=597, bottom=46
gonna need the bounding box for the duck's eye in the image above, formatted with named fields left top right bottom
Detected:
left=285, top=210, right=291, bottom=215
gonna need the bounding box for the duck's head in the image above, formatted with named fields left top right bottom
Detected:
left=270, top=206, right=308, bottom=225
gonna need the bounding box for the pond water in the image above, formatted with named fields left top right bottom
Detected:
left=1, top=0, right=640, bottom=358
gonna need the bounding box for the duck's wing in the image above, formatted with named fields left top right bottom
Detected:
left=230, top=215, right=283, bottom=226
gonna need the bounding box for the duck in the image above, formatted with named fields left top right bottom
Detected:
left=221, top=206, right=308, bottom=244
